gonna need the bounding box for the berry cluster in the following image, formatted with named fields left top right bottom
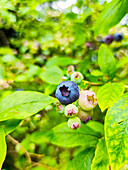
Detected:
left=55, top=66, right=97, bottom=130
left=101, top=33, right=123, bottom=45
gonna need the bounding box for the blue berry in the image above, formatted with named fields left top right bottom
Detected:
left=113, top=33, right=123, bottom=41
left=15, top=88, right=23, bottom=91
left=104, top=35, right=113, bottom=45
left=55, top=81, right=79, bottom=105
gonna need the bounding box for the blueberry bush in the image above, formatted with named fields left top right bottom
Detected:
left=0, top=0, right=128, bottom=169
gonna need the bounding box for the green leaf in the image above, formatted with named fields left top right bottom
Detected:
left=105, top=93, right=128, bottom=169
left=0, top=91, right=56, bottom=121
left=0, top=47, right=13, bottom=55
left=15, top=75, right=31, bottom=82
left=44, top=84, right=57, bottom=95
left=74, top=31, right=86, bottom=46
left=0, top=119, right=21, bottom=135
left=98, top=45, right=116, bottom=79
left=71, top=148, right=95, bottom=170
left=27, top=64, right=41, bottom=77
left=91, top=137, right=109, bottom=170
left=39, top=66, right=63, bottom=85
left=0, top=127, right=7, bottom=169
left=2, top=54, right=18, bottom=63
left=97, top=83, right=125, bottom=112
left=0, top=66, right=6, bottom=79
left=86, top=121, right=104, bottom=136
left=47, top=122, right=100, bottom=147
left=46, top=56, right=79, bottom=67
left=94, top=0, right=128, bottom=36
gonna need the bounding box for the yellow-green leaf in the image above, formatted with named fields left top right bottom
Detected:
left=0, top=127, right=7, bottom=169
left=105, top=93, right=128, bottom=169
left=91, top=138, right=109, bottom=170
left=97, top=83, right=124, bottom=112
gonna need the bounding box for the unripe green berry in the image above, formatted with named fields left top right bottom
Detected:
left=78, top=108, right=92, bottom=123
left=71, top=72, right=83, bottom=84
left=56, top=102, right=65, bottom=114
left=64, top=104, right=78, bottom=117
left=68, top=117, right=81, bottom=129
left=78, top=108, right=91, bottom=121
left=78, top=90, right=97, bottom=111
left=67, top=65, right=75, bottom=77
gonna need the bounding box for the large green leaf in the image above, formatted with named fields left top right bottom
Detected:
left=47, top=122, right=100, bottom=147
left=0, top=127, right=7, bottom=169
left=0, top=119, right=21, bottom=135
left=46, top=56, right=79, bottom=67
left=71, top=148, right=95, bottom=170
left=98, top=45, right=116, bottom=79
left=97, top=83, right=124, bottom=112
left=0, top=91, right=56, bottom=121
left=39, top=66, right=63, bottom=85
left=91, top=137, right=109, bottom=170
left=94, top=0, right=128, bottom=36
left=105, top=93, right=128, bottom=169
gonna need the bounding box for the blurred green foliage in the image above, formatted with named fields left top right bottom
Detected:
left=0, top=0, right=128, bottom=169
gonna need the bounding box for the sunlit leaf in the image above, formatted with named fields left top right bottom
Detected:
left=0, top=127, right=7, bottom=169
left=105, top=93, right=128, bottom=169
left=0, top=91, right=56, bottom=121
left=39, top=66, right=63, bottom=85
left=94, top=0, right=128, bottom=36
left=97, top=83, right=124, bottom=112
left=98, top=45, right=116, bottom=79
left=91, top=138, right=109, bottom=170
left=47, top=122, right=100, bottom=147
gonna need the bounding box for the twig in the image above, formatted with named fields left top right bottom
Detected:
left=29, top=152, right=45, bottom=158
left=27, top=161, right=57, bottom=170
left=7, top=135, right=32, bottom=163
left=83, top=80, right=103, bottom=86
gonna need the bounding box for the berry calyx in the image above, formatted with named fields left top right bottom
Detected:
left=68, top=117, right=81, bottom=129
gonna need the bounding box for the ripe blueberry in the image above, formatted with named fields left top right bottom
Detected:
left=113, top=33, right=123, bottom=41
left=104, top=35, right=113, bottom=45
left=55, top=81, right=79, bottom=105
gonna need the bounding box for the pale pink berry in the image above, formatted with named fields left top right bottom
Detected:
left=78, top=90, right=97, bottom=111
